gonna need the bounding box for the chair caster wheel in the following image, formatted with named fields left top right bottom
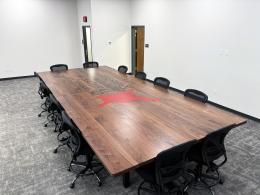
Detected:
left=38, top=114, right=41, bottom=117
left=219, top=178, right=224, bottom=184
left=44, top=124, right=47, bottom=127
left=70, top=183, right=75, bottom=189
left=53, top=149, right=58, bottom=153
left=98, top=181, right=102, bottom=187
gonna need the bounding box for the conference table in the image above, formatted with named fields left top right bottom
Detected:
left=37, top=66, right=246, bottom=187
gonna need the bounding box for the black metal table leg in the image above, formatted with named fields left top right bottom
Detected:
left=123, top=172, right=130, bottom=188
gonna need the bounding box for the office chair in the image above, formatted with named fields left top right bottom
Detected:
left=50, top=64, right=68, bottom=72
left=137, top=140, right=197, bottom=195
left=184, top=89, right=208, bottom=103
left=44, top=94, right=63, bottom=132
left=53, top=110, right=72, bottom=154
left=118, top=65, right=128, bottom=74
left=83, top=61, right=99, bottom=68
left=60, top=111, right=103, bottom=189
left=38, top=80, right=51, bottom=117
left=135, top=72, right=147, bottom=80
left=38, top=80, right=49, bottom=99
left=153, top=77, right=170, bottom=89
left=188, top=124, right=237, bottom=194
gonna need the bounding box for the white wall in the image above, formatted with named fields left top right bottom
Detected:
left=91, top=0, right=131, bottom=70
left=76, top=0, right=92, bottom=64
left=131, top=0, right=260, bottom=118
left=0, top=0, right=258, bottom=118
left=0, top=0, right=81, bottom=78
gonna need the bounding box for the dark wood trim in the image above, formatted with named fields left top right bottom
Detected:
left=146, top=78, right=260, bottom=122
left=0, top=75, right=36, bottom=81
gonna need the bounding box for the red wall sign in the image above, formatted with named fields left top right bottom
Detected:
left=83, top=16, right=88, bottom=23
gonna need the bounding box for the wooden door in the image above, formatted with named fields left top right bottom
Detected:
left=136, top=27, right=144, bottom=72
left=132, top=26, right=145, bottom=73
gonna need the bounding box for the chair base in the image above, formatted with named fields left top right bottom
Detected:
left=191, top=178, right=215, bottom=195
left=43, top=112, right=54, bottom=127
left=67, top=155, right=104, bottom=189
left=43, top=111, right=61, bottom=132
left=137, top=181, right=188, bottom=195
left=38, top=109, right=47, bottom=117
left=38, top=97, right=50, bottom=117
left=53, top=142, right=67, bottom=153
left=138, top=181, right=159, bottom=195
left=70, top=167, right=102, bottom=189
left=190, top=165, right=224, bottom=195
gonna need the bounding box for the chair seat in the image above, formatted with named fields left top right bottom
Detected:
left=136, top=161, right=156, bottom=184
left=188, top=143, right=203, bottom=163
left=137, top=161, right=195, bottom=192
left=189, top=142, right=223, bottom=164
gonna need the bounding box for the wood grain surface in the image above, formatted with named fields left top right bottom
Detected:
left=37, top=66, right=246, bottom=176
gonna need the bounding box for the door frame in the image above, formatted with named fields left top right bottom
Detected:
left=82, top=25, right=93, bottom=63
left=131, top=26, right=145, bottom=74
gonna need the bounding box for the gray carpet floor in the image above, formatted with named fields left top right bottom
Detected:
left=0, top=77, right=259, bottom=195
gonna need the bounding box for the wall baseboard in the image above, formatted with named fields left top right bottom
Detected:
left=207, top=101, right=260, bottom=123
left=0, top=75, right=36, bottom=81
left=146, top=78, right=260, bottom=122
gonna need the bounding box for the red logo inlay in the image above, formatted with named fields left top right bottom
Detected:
left=97, top=90, right=159, bottom=108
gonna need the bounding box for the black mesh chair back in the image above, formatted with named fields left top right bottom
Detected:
left=61, top=111, right=75, bottom=132
left=153, top=77, right=170, bottom=89
left=61, top=111, right=81, bottom=155
left=39, top=81, right=49, bottom=94
left=184, top=89, right=208, bottom=103
left=50, top=64, right=68, bottom=72
left=135, top=72, right=147, bottom=80
left=49, top=94, right=63, bottom=112
left=83, top=61, right=99, bottom=68
left=155, top=140, right=197, bottom=189
left=202, top=124, right=236, bottom=168
left=38, top=80, right=50, bottom=98
left=61, top=111, right=92, bottom=157
left=118, top=65, right=128, bottom=74
left=61, top=111, right=102, bottom=188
